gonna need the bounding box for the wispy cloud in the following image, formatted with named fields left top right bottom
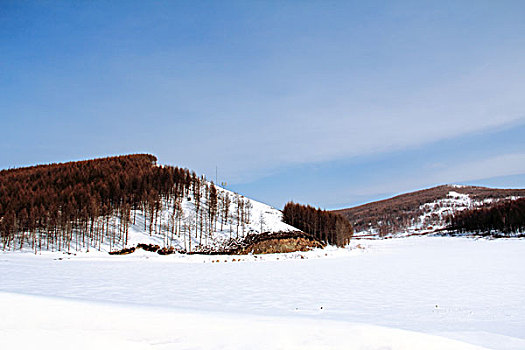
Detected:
left=438, top=153, right=525, bottom=184
left=338, top=153, right=525, bottom=207
left=163, top=54, right=525, bottom=184
left=2, top=1, right=525, bottom=207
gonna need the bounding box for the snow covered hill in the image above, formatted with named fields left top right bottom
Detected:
left=0, top=154, right=299, bottom=254
left=334, top=185, right=525, bottom=238
left=121, top=184, right=297, bottom=253
left=64, top=181, right=299, bottom=254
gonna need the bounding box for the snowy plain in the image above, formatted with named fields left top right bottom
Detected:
left=1, top=236, right=524, bottom=349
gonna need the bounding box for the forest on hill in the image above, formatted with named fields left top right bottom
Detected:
left=6, top=153, right=522, bottom=255
left=334, top=185, right=525, bottom=236
left=282, top=202, right=353, bottom=246
left=449, top=198, right=525, bottom=235
left=0, top=154, right=260, bottom=253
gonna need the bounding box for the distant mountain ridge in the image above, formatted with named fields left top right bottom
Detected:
left=333, top=185, right=525, bottom=238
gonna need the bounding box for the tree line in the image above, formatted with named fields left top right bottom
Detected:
left=282, top=202, right=353, bottom=247
left=448, top=198, right=525, bottom=235
left=0, top=154, right=253, bottom=253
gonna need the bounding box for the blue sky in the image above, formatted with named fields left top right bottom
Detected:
left=1, top=1, right=525, bottom=209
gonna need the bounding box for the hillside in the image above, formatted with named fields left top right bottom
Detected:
left=449, top=197, right=525, bottom=235
left=0, top=154, right=299, bottom=253
left=334, top=185, right=525, bottom=237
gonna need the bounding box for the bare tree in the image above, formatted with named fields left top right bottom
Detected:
left=259, top=212, right=265, bottom=233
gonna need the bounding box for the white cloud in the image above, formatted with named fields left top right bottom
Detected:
left=164, top=54, right=525, bottom=184
left=438, top=153, right=525, bottom=184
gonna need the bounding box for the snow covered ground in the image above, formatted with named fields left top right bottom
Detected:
left=1, top=236, right=524, bottom=349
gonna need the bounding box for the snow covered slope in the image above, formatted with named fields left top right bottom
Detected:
left=386, top=190, right=506, bottom=236
left=335, top=185, right=525, bottom=238
left=91, top=183, right=296, bottom=253
left=0, top=155, right=298, bottom=254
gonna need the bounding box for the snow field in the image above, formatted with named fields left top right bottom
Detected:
left=1, top=236, right=524, bottom=349
left=0, top=292, right=487, bottom=350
